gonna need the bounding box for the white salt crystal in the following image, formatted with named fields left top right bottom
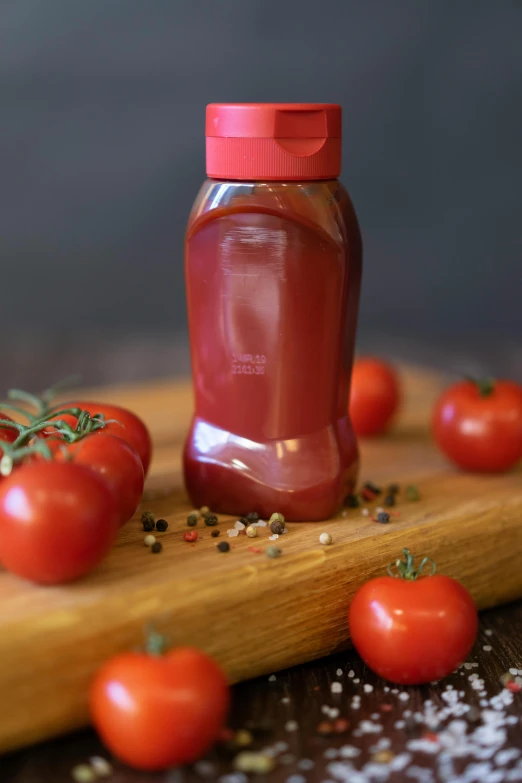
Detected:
left=321, top=705, right=330, bottom=714
left=281, top=696, right=290, bottom=704
left=268, top=534, right=279, bottom=541
left=509, top=667, right=518, bottom=675
left=324, top=748, right=338, bottom=760
left=275, top=741, right=289, bottom=752
left=399, top=692, right=410, bottom=701
left=297, top=759, right=314, bottom=771
left=234, top=520, right=246, bottom=530
left=395, top=720, right=406, bottom=729
left=339, top=745, right=361, bottom=758
left=390, top=753, right=412, bottom=771
left=364, top=684, right=374, bottom=693
left=268, top=674, right=276, bottom=682
left=285, top=775, right=306, bottom=783
left=329, top=708, right=340, bottom=719
left=483, top=645, right=492, bottom=652
left=282, top=527, right=289, bottom=534
left=227, top=529, right=239, bottom=537
left=348, top=670, right=355, bottom=678
left=331, top=682, right=343, bottom=694
left=485, top=629, right=493, bottom=636
left=284, top=720, right=298, bottom=732
left=359, top=720, right=382, bottom=734
left=361, top=508, right=369, bottom=516
left=496, top=748, right=521, bottom=766
left=353, top=678, right=360, bottom=684
left=384, top=686, right=390, bottom=692
left=336, top=668, right=343, bottom=676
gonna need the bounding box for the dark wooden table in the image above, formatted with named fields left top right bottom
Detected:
left=2, top=601, right=521, bottom=783
left=2, top=334, right=522, bottom=782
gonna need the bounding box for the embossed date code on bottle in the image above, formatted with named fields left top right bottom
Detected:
left=232, top=354, right=266, bottom=375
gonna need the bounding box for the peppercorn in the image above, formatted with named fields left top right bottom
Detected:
left=204, top=513, right=218, bottom=526
left=316, top=720, right=334, bottom=735
left=187, top=512, right=199, bottom=526
left=344, top=493, right=360, bottom=508
left=246, top=525, right=258, bottom=538
left=155, top=519, right=168, bottom=532
left=388, top=483, right=400, bottom=494
left=383, top=493, right=396, bottom=507
left=319, top=532, right=332, bottom=545
left=269, top=511, right=285, bottom=524
left=364, top=481, right=382, bottom=494
left=360, top=487, right=377, bottom=502
left=235, top=729, right=253, bottom=746
left=184, top=530, right=198, bottom=542
left=211, top=529, right=220, bottom=538
left=151, top=541, right=162, bottom=554
left=377, top=511, right=390, bottom=524
left=333, top=718, right=350, bottom=734
left=270, top=519, right=285, bottom=535
left=246, top=511, right=259, bottom=523
left=141, top=511, right=155, bottom=532
left=266, top=546, right=281, bottom=558
left=217, top=541, right=230, bottom=552
left=238, top=516, right=249, bottom=526
left=200, top=506, right=210, bottom=515
left=406, top=484, right=420, bottom=501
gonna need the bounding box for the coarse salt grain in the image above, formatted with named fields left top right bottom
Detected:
left=509, top=668, right=518, bottom=675
left=234, top=520, right=246, bottom=530
left=285, top=720, right=298, bottom=732
left=297, top=759, right=315, bottom=771
left=361, top=508, right=370, bottom=516
left=89, top=757, right=112, bottom=777
left=329, top=708, right=340, bottom=719
left=336, top=668, right=343, bottom=676
left=285, top=775, right=306, bottom=783
left=384, top=686, right=390, bottom=692
left=227, top=529, right=239, bottom=537
left=483, top=645, right=492, bottom=651
left=348, top=670, right=355, bottom=678
left=331, top=682, right=343, bottom=693
left=353, top=678, right=360, bottom=684
left=340, top=745, right=361, bottom=758
left=281, top=696, right=290, bottom=704
left=268, top=674, right=276, bottom=682
left=485, top=629, right=493, bottom=636
left=399, top=692, right=410, bottom=701
left=268, top=534, right=279, bottom=541
left=364, top=684, right=374, bottom=693
left=323, top=748, right=338, bottom=760
left=194, top=761, right=216, bottom=777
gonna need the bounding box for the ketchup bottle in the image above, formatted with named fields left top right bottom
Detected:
left=184, top=103, right=362, bottom=521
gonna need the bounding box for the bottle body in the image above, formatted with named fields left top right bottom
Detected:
left=184, top=179, right=362, bottom=520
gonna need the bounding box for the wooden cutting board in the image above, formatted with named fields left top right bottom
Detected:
left=1, top=365, right=521, bottom=754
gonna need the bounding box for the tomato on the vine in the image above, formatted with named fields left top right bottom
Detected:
left=349, top=358, right=401, bottom=436
left=46, top=402, right=152, bottom=475
left=90, top=645, right=230, bottom=771
left=348, top=549, right=477, bottom=684
left=0, top=461, right=119, bottom=584
left=49, top=433, right=144, bottom=526
left=432, top=379, right=522, bottom=473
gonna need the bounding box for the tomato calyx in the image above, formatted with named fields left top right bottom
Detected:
left=387, top=547, right=436, bottom=581
left=0, top=379, right=119, bottom=476
left=143, top=627, right=169, bottom=657
left=465, top=376, right=496, bottom=398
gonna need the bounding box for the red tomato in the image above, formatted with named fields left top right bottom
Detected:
left=0, top=461, right=119, bottom=584
left=90, top=646, right=230, bottom=771
left=432, top=379, right=522, bottom=472
left=349, top=572, right=477, bottom=684
left=0, top=414, right=17, bottom=452
left=349, top=358, right=401, bottom=436
left=50, top=433, right=144, bottom=526
left=49, top=402, right=152, bottom=475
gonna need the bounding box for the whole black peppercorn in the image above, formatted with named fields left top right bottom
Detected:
left=377, top=511, right=390, bottom=524
left=211, top=529, right=220, bottom=538
left=344, top=494, right=360, bottom=508
left=383, top=494, right=396, bottom=507
left=238, top=516, right=249, bottom=526
left=151, top=541, right=163, bottom=554
left=204, top=514, right=218, bottom=526
left=246, top=512, right=259, bottom=523
left=141, top=511, right=155, bottom=531
left=187, top=512, right=199, bottom=526
left=217, top=541, right=230, bottom=552
left=364, top=481, right=382, bottom=495
left=270, top=519, right=285, bottom=535
left=388, top=483, right=400, bottom=495
left=155, top=519, right=168, bottom=532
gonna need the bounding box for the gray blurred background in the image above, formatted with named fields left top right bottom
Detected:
left=1, top=0, right=521, bottom=387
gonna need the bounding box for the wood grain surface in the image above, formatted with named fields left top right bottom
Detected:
left=0, top=365, right=521, bottom=755
left=3, top=601, right=522, bottom=783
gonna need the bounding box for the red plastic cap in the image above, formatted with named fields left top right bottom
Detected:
left=206, top=103, right=342, bottom=181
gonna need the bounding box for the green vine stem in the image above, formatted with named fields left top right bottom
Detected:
left=387, top=548, right=436, bottom=580
left=464, top=375, right=496, bottom=398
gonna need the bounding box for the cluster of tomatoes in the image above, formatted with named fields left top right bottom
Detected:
left=349, top=358, right=522, bottom=472
left=0, top=397, right=152, bottom=585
